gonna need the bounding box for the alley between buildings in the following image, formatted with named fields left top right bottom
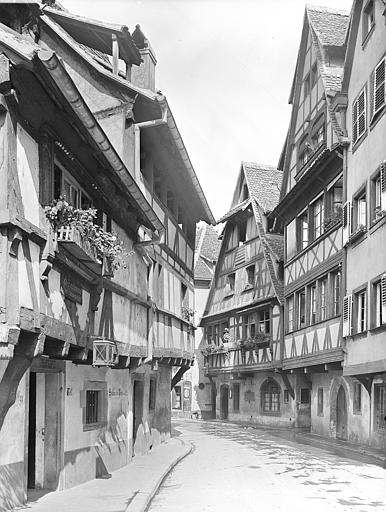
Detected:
left=149, top=421, right=386, bottom=512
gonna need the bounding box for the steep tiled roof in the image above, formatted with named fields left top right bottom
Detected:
left=243, top=162, right=283, bottom=213
left=194, top=224, right=221, bottom=281
left=217, top=198, right=251, bottom=224
left=265, top=234, right=284, bottom=262
left=306, top=5, right=349, bottom=47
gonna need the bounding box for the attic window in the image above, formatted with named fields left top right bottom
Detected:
left=363, top=0, right=375, bottom=42
left=238, top=220, right=247, bottom=244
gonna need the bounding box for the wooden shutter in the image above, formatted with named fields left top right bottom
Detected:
left=342, top=201, right=352, bottom=245
left=373, top=58, right=386, bottom=118
left=380, top=163, right=386, bottom=212
left=381, top=274, right=386, bottom=324
left=352, top=98, right=358, bottom=143
left=342, top=294, right=353, bottom=337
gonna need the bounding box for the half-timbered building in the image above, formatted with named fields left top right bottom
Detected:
left=271, top=6, right=349, bottom=433
left=0, top=3, right=213, bottom=509
left=200, top=162, right=291, bottom=426
left=339, top=0, right=386, bottom=449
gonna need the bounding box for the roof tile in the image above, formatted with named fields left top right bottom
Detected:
left=306, top=5, right=349, bottom=47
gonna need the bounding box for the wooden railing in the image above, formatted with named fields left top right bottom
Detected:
left=205, top=346, right=273, bottom=372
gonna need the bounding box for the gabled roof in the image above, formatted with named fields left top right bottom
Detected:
left=306, top=5, right=349, bottom=47
left=194, top=224, right=221, bottom=281
left=219, top=162, right=282, bottom=223
left=42, top=5, right=142, bottom=65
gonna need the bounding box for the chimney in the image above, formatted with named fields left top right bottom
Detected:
left=131, top=25, right=157, bottom=92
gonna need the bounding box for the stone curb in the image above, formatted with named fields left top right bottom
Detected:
left=126, top=438, right=193, bottom=512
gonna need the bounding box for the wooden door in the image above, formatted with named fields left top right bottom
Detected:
left=336, top=386, right=348, bottom=440
left=220, top=385, right=229, bottom=420
left=133, top=380, right=144, bottom=441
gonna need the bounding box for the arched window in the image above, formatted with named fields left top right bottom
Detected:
left=261, top=379, right=281, bottom=413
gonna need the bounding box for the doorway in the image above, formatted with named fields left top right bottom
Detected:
left=133, top=380, right=144, bottom=442
left=336, top=385, right=348, bottom=440
left=27, top=371, right=62, bottom=491
left=220, top=385, right=229, bottom=420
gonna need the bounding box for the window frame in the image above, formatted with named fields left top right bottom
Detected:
left=261, top=379, right=281, bottom=414
left=354, top=287, right=368, bottom=334
left=81, top=381, right=108, bottom=432
left=371, top=57, right=386, bottom=122
left=362, top=0, right=375, bottom=43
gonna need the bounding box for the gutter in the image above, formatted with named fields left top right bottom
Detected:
left=36, top=49, right=164, bottom=234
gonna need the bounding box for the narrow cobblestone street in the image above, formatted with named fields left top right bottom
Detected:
left=149, top=421, right=386, bottom=512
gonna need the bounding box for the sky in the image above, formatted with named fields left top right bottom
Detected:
left=61, top=0, right=353, bottom=220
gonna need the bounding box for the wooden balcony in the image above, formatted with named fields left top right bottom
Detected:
left=205, top=346, right=274, bottom=375
left=57, top=225, right=101, bottom=273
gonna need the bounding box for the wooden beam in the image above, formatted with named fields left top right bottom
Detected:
left=171, top=365, right=189, bottom=390
left=278, top=371, right=295, bottom=400
left=354, top=374, right=374, bottom=396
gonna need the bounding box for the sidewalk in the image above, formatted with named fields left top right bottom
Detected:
left=16, top=437, right=192, bottom=512
left=195, top=418, right=386, bottom=468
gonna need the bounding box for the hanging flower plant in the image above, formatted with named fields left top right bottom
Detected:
left=44, top=198, right=133, bottom=270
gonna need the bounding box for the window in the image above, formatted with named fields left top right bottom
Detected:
left=312, top=196, right=324, bottom=239
left=246, top=265, right=255, bottom=287
left=238, top=221, right=247, bottom=244
left=326, top=176, right=343, bottom=227
left=356, top=289, right=367, bottom=333
left=304, top=74, right=310, bottom=97
left=332, top=271, right=341, bottom=316
left=54, top=163, right=92, bottom=209
left=372, top=165, right=386, bottom=221
left=82, top=381, right=107, bottom=430
left=320, top=278, right=327, bottom=321
left=371, top=57, right=385, bottom=120
left=283, top=389, right=290, bottom=404
left=309, top=283, right=317, bottom=325
left=311, top=63, right=318, bottom=89
left=374, top=277, right=386, bottom=328
left=374, top=174, right=382, bottom=219
left=297, top=210, right=309, bottom=250
left=363, top=0, right=375, bottom=40
left=287, top=296, right=294, bottom=332
left=355, top=193, right=367, bottom=229
left=374, top=384, right=386, bottom=431
left=261, top=380, right=280, bottom=413
left=353, top=382, right=362, bottom=414
left=317, top=388, right=324, bottom=416
left=258, top=308, right=270, bottom=334
left=299, top=146, right=312, bottom=167
left=233, top=383, right=240, bottom=412
left=297, top=290, right=306, bottom=329
left=206, top=325, right=213, bottom=344
left=352, top=88, right=366, bottom=144
left=226, top=273, right=235, bottom=294
left=312, top=124, right=325, bottom=146
left=300, top=388, right=310, bottom=404
left=149, top=379, right=156, bottom=410
left=173, top=386, right=182, bottom=409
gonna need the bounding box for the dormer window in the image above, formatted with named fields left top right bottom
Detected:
left=363, top=0, right=375, bottom=41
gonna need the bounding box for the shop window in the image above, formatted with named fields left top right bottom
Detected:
left=149, top=379, right=156, bottom=411
left=173, top=386, right=182, bottom=409
left=353, top=382, right=362, bottom=414
left=261, top=380, right=280, bottom=413
left=317, top=388, right=324, bottom=416
left=300, top=388, right=310, bottom=404
left=374, top=384, right=386, bottom=431
left=233, top=383, right=240, bottom=413
left=82, top=381, right=107, bottom=431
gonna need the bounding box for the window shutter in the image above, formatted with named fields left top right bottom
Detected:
left=373, top=58, right=386, bottom=118
left=343, top=294, right=353, bottom=337
left=352, top=99, right=358, bottom=143
left=357, top=90, right=366, bottom=137
left=380, top=163, right=386, bottom=212
left=381, top=274, right=386, bottom=324
left=369, top=70, right=375, bottom=120
left=342, top=201, right=352, bottom=245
